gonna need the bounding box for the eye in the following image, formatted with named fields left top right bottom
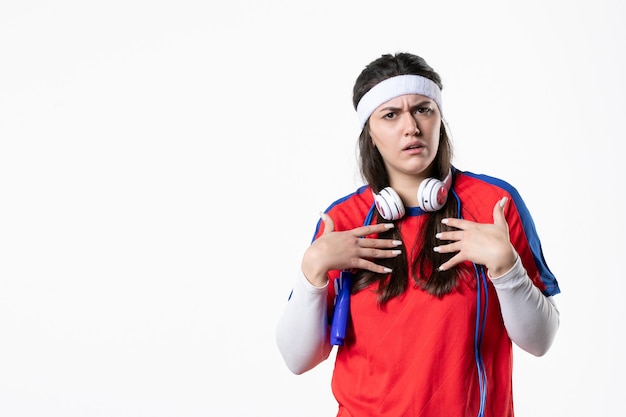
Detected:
left=383, top=111, right=397, bottom=120
left=415, top=106, right=433, bottom=115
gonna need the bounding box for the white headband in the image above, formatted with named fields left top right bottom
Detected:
left=356, top=74, right=442, bottom=129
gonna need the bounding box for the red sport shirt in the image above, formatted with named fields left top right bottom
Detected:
left=311, top=169, right=560, bottom=417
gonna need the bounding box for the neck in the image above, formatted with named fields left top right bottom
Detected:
left=389, top=176, right=425, bottom=208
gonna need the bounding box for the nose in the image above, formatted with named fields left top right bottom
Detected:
left=404, top=114, right=419, bottom=136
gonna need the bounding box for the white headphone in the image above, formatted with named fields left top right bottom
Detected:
left=373, top=169, right=453, bottom=220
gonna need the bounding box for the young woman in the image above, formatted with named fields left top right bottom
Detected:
left=276, top=52, right=560, bottom=417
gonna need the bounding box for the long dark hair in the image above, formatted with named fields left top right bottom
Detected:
left=351, top=52, right=470, bottom=303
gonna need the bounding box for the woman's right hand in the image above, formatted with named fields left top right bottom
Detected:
left=301, top=213, right=403, bottom=287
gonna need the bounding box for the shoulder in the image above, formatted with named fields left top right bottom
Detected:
left=454, top=168, right=520, bottom=195
left=453, top=168, right=526, bottom=203
left=452, top=168, right=526, bottom=221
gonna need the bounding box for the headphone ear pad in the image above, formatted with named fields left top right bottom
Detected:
left=417, top=178, right=448, bottom=212
left=374, top=187, right=405, bottom=221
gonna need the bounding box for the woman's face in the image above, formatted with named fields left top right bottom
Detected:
left=368, top=93, right=441, bottom=185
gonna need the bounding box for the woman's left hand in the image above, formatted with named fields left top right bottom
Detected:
left=434, top=197, right=518, bottom=279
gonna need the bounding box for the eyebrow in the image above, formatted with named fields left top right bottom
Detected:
left=376, top=99, right=434, bottom=113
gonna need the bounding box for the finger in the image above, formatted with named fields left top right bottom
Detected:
left=352, top=222, right=395, bottom=237
left=435, top=230, right=464, bottom=242
left=320, top=212, right=335, bottom=235
left=440, top=217, right=470, bottom=230
left=357, top=237, right=403, bottom=249
left=437, top=252, right=466, bottom=272
left=433, top=241, right=461, bottom=254
left=492, top=197, right=508, bottom=229
left=359, top=247, right=402, bottom=260
left=351, top=258, right=393, bottom=275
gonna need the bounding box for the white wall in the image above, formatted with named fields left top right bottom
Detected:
left=1, top=1, right=623, bottom=416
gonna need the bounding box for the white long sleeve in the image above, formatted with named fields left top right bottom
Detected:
left=276, top=273, right=333, bottom=374
left=276, top=256, right=560, bottom=374
left=490, top=256, right=560, bottom=356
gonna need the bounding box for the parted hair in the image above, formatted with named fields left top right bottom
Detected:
left=351, top=52, right=471, bottom=303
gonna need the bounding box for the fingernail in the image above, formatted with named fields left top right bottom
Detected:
left=500, top=197, right=508, bottom=208
left=438, top=265, right=445, bottom=271
left=433, top=246, right=440, bottom=252
left=384, top=267, right=392, bottom=273
left=384, top=223, right=395, bottom=229
left=392, top=240, right=403, bottom=246
left=435, top=233, right=442, bottom=239
left=441, top=218, right=449, bottom=224
left=392, top=250, right=402, bottom=255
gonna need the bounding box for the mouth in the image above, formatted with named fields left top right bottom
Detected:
left=403, top=142, right=424, bottom=151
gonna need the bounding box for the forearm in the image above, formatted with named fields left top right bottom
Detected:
left=276, top=273, right=332, bottom=374
left=490, top=256, right=560, bottom=356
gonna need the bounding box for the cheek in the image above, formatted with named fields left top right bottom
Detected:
left=369, top=125, right=395, bottom=147
left=426, top=121, right=442, bottom=143
left=371, top=135, right=390, bottom=152
left=369, top=129, right=380, bottom=147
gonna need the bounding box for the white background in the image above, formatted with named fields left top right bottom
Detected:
left=1, top=1, right=624, bottom=416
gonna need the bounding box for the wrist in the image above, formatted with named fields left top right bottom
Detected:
left=488, top=248, right=519, bottom=280
left=302, top=270, right=328, bottom=287
left=301, top=262, right=329, bottom=288
left=301, top=249, right=330, bottom=287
